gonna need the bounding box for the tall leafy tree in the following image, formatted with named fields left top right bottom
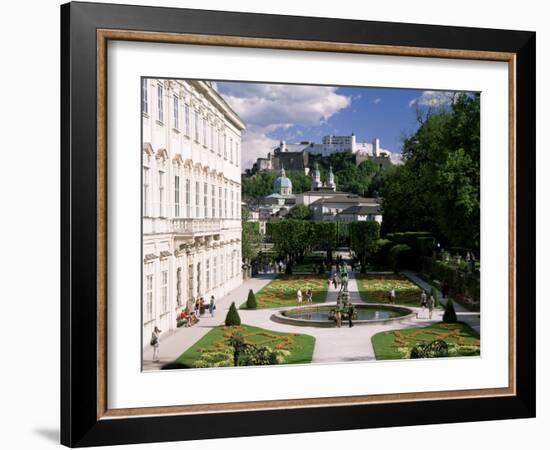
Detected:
left=310, top=221, right=337, bottom=262
left=350, top=221, right=381, bottom=270
left=381, top=93, right=480, bottom=252
left=286, top=204, right=311, bottom=220
left=268, top=219, right=310, bottom=264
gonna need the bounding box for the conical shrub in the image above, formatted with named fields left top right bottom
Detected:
left=246, top=289, right=257, bottom=309
left=442, top=298, right=457, bottom=323
left=225, top=301, right=241, bottom=326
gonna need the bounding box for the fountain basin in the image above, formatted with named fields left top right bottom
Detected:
left=271, top=302, right=415, bottom=327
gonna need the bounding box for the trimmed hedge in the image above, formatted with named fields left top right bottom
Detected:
left=246, top=289, right=257, bottom=309
left=443, top=299, right=457, bottom=323
left=388, top=244, right=413, bottom=273
left=225, top=302, right=241, bottom=326
left=372, top=239, right=394, bottom=266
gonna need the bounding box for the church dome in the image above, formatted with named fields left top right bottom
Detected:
left=274, top=167, right=292, bottom=193
left=274, top=176, right=292, bottom=189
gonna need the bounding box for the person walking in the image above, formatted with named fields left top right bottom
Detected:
left=332, top=276, right=338, bottom=289
left=209, top=295, right=215, bottom=317
left=151, top=326, right=162, bottom=363
left=347, top=303, right=355, bottom=328
left=427, top=294, right=435, bottom=319
left=420, top=290, right=428, bottom=315
left=297, top=288, right=303, bottom=304
left=306, top=289, right=313, bottom=304
left=390, top=287, right=396, bottom=304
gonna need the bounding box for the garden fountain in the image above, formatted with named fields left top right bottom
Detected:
left=271, top=265, right=415, bottom=327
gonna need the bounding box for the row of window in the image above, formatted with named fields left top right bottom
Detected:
left=143, top=167, right=240, bottom=219
left=142, top=80, right=240, bottom=166
left=144, top=252, right=240, bottom=323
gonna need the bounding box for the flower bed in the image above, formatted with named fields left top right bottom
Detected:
left=371, top=322, right=480, bottom=360
left=241, top=274, right=328, bottom=309
left=176, top=324, right=315, bottom=368
left=356, top=274, right=423, bottom=306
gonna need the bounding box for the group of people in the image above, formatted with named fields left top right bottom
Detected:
left=149, top=295, right=216, bottom=363
left=182, top=295, right=216, bottom=327
left=257, top=259, right=287, bottom=274
left=296, top=288, right=313, bottom=303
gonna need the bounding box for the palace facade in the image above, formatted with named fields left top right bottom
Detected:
left=142, top=78, right=245, bottom=348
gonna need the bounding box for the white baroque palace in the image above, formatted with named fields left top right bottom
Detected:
left=142, top=78, right=245, bottom=348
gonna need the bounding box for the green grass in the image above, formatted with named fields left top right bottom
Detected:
left=371, top=322, right=480, bottom=360
left=240, top=274, right=329, bottom=309
left=176, top=324, right=315, bottom=367
left=356, top=274, right=425, bottom=306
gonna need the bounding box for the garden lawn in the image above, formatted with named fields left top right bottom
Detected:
left=371, top=322, right=480, bottom=360
left=176, top=324, right=315, bottom=367
left=241, top=274, right=328, bottom=309
left=356, top=274, right=424, bottom=306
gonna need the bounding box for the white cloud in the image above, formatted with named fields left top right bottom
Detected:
left=373, top=98, right=382, bottom=105
left=409, top=90, right=455, bottom=108
left=239, top=128, right=278, bottom=169
left=218, top=83, right=351, bottom=168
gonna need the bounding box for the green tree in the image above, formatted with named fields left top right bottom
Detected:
left=443, top=299, right=458, bottom=323
left=225, top=302, right=241, bottom=326
left=349, top=221, right=381, bottom=272
left=381, top=93, right=480, bottom=253
left=241, top=172, right=277, bottom=204
left=268, top=219, right=311, bottom=269
left=308, top=152, right=377, bottom=196
left=286, top=204, right=311, bottom=220
left=310, top=221, right=337, bottom=262
left=246, top=289, right=257, bottom=309
left=241, top=207, right=262, bottom=261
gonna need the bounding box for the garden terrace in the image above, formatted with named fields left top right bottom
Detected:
left=240, top=274, right=328, bottom=309
left=356, top=273, right=424, bottom=306
left=176, top=324, right=315, bottom=368
left=371, top=322, right=480, bottom=360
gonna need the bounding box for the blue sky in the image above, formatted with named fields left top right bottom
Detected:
left=216, top=82, right=460, bottom=168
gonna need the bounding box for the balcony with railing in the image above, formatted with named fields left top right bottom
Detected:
left=171, top=218, right=220, bottom=235
left=144, top=217, right=241, bottom=236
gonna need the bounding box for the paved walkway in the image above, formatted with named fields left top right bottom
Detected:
left=401, top=270, right=480, bottom=334
left=142, top=273, right=277, bottom=370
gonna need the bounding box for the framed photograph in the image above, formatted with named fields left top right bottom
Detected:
left=61, top=1, right=536, bottom=447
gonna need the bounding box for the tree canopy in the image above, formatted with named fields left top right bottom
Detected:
left=285, top=204, right=311, bottom=220
left=267, top=220, right=337, bottom=265
left=381, top=93, right=480, bottom=252
left=241, top=153, right=382, bottom=201
left=241, top=207, right=262, bottom=260
left=349, top=221, right=381, bottom=270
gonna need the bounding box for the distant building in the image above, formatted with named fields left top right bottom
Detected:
left=311, top=134, right=392, bottom=157
left=249, top=134, right=396, bottom=175
left=297, top=164, right=383, bottom=223
left=338, top=204, right=383, bottom=224
left=310, top=195, right=381, bottom=222
left=246, top=209, right=267, bottom=235
left=259, top=167, right=296, bottom=218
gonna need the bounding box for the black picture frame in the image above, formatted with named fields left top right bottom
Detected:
left=61, top=1, right=536, bottom=447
